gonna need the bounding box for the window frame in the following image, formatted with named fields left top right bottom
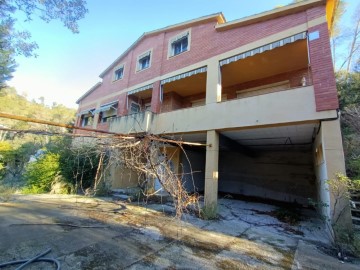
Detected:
left=81, top=114, right=94, bottom=127
left=98, top=102, right=118, bottom=123
left=129, top=101, right=141, bottom=114
left=168, top=29, right=191, bottom=58
left=136, top=50, right=152, bottom=72
left=112, top=64, right=125, bottom=82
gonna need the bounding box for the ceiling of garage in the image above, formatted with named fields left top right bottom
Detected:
left=168, top=122, right=319, bottom=150
left=221, top=123, right=319, bottom=149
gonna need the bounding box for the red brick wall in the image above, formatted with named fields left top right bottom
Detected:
left=150, top=81, right=161, bottom=113
left=118, top=92, right=128, bottom=116
left=97, top=122, right=110, bottom=131
left=81, top=10, right=310, bottom=106
left=308, top=22, right=338, bottom=111
left=160, top=92, right=187, bottom=112
left=79, top=3, right=337, bottom=114
left=306, top=6, right=326, bottom=21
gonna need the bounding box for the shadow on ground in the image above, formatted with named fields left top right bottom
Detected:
left=0, top=194, right=359, bottom=269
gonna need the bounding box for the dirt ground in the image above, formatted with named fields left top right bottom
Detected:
left=0, top=194, right=359, bottom=270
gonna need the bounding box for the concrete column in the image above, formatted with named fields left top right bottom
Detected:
left=151, top=81, right=162, bottom=113
left=92, top=101, right=101, bottom=129
left=318, top=119, right=352, bottom=230
left=204, top=130, right=219, bottom=209
left=205, top=58, right=222, bottom=105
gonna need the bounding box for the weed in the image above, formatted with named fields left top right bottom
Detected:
left=273, top=207, right=301, bottom=226
left=200, top=203, right=218, bottom=220
left=0, top=185, right=15, bottom=202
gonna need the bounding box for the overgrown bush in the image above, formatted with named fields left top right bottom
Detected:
left=23, top=152, right=60, bottom=193
left=60, top=147, right=101, bottom=191
left=48, top=137, right=103, bottom=192
left=326, top=173, right=360, bottom=257
left=0, top=140, right=40, bottom=181
left=0, top=185, right=15, bottom=202
left=50, top=175, right=73, bottom=194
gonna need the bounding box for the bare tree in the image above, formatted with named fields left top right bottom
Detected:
left=337, top=3, right=360, bottom=72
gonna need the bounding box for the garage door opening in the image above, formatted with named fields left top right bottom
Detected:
left=217, top=123, right=319, bottom=207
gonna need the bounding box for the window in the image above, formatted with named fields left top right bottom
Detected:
left=130, top=102, right=141, bottom=114
left=79, top=109, right=94, bottom=127
left=139, top=55, right=150, bottom=70
left=137, top=51, right=151, bottom=71
left=113, top=65, right=124, bottom=81
left=145, top=103, right=151, bottom=111
left=169, top=30, right=190, bottom=57
left=81, top=115, right=94, bottom=127
left=97, top=102, right=118, bottom=123
left=99, top=113, right=116, bottom=123
left=172, top=36, right=188, bottom=55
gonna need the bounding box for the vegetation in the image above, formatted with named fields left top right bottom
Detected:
left=0, top=87, right=77, bottom=190
left=201, top=203, right=218, bottom=220
left=23, top=152, right=60, bottom=193
left=0, top=87, right=76, bottom=130
left=337, top=67, right=360, bottom=180
left=0, top=0, right=88, bottom=88
left=49, top=138, right=102, bottom=193
left=326, top=174, right=360, bottom=257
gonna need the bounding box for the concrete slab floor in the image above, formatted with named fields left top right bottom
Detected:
left=0, top=194, right=359, bottom=269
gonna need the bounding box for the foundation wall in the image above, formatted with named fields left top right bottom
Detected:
left=110, top=165, right=140, bottom=189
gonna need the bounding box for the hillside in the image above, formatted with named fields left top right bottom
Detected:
left=0, top=87, right=76, bottom=131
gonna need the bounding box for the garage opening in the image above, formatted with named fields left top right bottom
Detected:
left=175, top=123, right=320, bottom=209
left=218, top=123, right=319, bottom=206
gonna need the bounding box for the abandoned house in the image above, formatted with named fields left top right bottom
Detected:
left=75, top=0, right=349, bottom=224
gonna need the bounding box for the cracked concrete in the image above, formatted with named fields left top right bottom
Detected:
left=0, top=194, right=359, bottom=269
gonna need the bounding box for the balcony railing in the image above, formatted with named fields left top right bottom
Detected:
left=109, top=85, right=334, bottom=135
left=109, top=110, right=154, bottom=134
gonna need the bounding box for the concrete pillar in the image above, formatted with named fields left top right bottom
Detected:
left=323, top=120, right=352, bottom=226
left=318, top=119, right=352, bottom=230
left=92, top=101, right=101, bottom=129
left=205, top=58, right=222, bottom=105
left=204, top=130, right=219, bottom=209
left=151, top=81, right=162, bottom=113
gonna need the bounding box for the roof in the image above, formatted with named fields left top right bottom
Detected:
left=76, top=82, right=102, bottom=104
left=216, top=0, right=334, bottom=31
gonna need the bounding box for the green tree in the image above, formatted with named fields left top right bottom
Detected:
left=0, top=140, right=39, bottom=180
left=0, top=87, right=76, bottom=183
left=24, top=152, right=60, bottom=193
left=0, top=0, right=88, bottom=88
left=336, top=65, right=360, bottom=180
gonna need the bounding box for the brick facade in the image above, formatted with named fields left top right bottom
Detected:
left=308, top=22, right=338, bottom=111
left=77, top=1, right=339, bottom=128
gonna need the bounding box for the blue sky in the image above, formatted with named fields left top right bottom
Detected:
left=8, top=0, right=357, bottom=108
